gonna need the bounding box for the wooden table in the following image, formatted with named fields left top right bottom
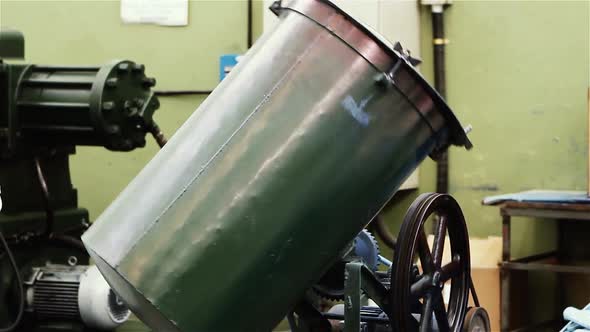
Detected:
left=485, top=197, right=590, bottom=331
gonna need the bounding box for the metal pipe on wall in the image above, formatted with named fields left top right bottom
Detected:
left=432, top=4, right=449, bottom=194
left=247, top=0, right=253, bottom=48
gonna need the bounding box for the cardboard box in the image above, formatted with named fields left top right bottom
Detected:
left=468, top=237, right=503, bottom=331
left=469, top=268, right=500, bottom=331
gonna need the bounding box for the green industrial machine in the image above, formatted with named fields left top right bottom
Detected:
left=0, top=28, right=165, bottom=332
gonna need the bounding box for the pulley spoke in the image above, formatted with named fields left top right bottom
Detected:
left=433, top=292, right=450, bottom=332
left=432, top=215, right=447, bottom=268
left=417, top=227, right=435, bottom=274
left=440, top=258, right=461, bottom=283
left=419, top=293, right=434, bottom=332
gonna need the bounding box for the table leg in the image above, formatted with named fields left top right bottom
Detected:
left=501, top=212, right=511, bottom=331
left=502, top=213, right=511, bottom=262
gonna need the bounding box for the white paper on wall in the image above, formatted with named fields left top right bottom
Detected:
left=121, top=0, right=188, bottom=26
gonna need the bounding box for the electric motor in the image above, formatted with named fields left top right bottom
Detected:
left=23, top=264, right=130, bottom=330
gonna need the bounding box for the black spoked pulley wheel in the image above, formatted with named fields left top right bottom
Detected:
left=390, top=193, right=470, bottom=332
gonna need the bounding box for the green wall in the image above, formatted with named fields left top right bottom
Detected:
left=377, top=3, right=589, bottom=324
left=382, top=0, right=589, bottom=258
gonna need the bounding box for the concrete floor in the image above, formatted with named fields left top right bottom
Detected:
left=116, top=317, right=291, bottom=332
left=116, top=319, right=149, bottom=332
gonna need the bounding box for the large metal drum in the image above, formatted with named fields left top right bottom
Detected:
left=82, top=1, right=471, bottom=331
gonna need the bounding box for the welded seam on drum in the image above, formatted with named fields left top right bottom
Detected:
left=118, top=31, right=328, bottom=261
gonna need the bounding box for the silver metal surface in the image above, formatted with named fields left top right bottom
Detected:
left=83, top=1, right=471, bottom=331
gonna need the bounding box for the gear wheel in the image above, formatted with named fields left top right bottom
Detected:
left=353, top=229, right=380, bottom=271
left=311, top=229, right=381, bottom=300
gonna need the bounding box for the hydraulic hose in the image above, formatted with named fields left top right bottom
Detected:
left=0, top=232, right=24, bottom=332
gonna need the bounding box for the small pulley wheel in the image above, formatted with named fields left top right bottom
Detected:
left=390, top=193, right=470, bottom=332
left=462, top=307, right=491, bottom=332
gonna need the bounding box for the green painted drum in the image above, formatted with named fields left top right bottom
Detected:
left=82, top=1, right=472, bottom=331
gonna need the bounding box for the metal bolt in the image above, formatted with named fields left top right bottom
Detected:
left=142, top=77, right=156, bottom=88
left=270, top=1, right=281, bottom=13
left=102, top=101, right=115, bottom=111
left=132, top=63, right=145, bottom=73
left=411, top=265, right=420, bottom=280
left=374, top=73, right=388, bottom=87
left=134, top=98, right=144, bottom=107
left=106, top=125, right=120, bottom=134
left=123, top=139, right=134, bottom=149
left=106, top=77, right=118, bottom=88
left=137, top=137, right=146, bottom=147
left=123, top=100, right=139, bottom=116
left=464, top=124, right=473, bottom=134
left=67, top=256, right=78, bottom=266
left=432, top=271, right=442, bottom=288
left=118, top=63, right=130, bottom=73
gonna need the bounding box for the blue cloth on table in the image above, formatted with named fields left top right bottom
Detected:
left=482, top=190, right=590, bottom=206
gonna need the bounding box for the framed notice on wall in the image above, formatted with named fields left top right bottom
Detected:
left=121, top=0, right=189, bottom=26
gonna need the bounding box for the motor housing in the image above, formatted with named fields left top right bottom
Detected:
left=24, top=264, right=130, bottom=330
